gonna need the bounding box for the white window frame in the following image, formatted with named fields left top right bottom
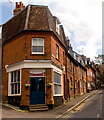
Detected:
left=56, top=45, right=59, bottom=59
left=53, top=70, right=63, bottom=96
left=32, top=38, right=44, bottom=54
left=56, top=20, right=60, bottom=35
left=8, top=69, right=21, bottom=96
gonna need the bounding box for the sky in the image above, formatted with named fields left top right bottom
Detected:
left=0, top=0, right=103, bottom=60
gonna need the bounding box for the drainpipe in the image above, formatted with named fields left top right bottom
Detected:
left=65, top=49, right=67, bottom=99
left=0, top=25, right=2, bottom=104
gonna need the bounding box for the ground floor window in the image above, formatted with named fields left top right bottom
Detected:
left=53, top=72, right=62, bottom=95
left=10, top=70, right=20, bottom=95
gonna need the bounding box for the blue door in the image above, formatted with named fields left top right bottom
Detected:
left=30, top=77, right=45, bottom=105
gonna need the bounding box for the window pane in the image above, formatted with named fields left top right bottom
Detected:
left=15, top=83, right=17, bottom=94
left=32, top=39, right=37, bottom=46
left=54, top=84, right=58, bottom=94
left=18, top=83, right=20, bottom=94
left=32, top=46, right=43, bottom=52
left=11, top=84, right=14, bottom=94
left=38, top=39, right=43, bottom=46
left=32, top=46, right=37, bottom=52
left=17, top=71, right=20, bottom=82
left=11, top=73, right=13, bottom=82
left=14, top=71, right=16, bottom=82
left=37, top=46, right=43, bottom=52
left=58, top=85, right=61, bottom=94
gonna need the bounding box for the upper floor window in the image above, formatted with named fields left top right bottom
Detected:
left=69, top=61, right=72, bottom=71
left=56, top=45, right=59, bottom=59
left=56, top=19, right=61, bottom=35
left=74, top=66, right=76, bottom=73
left=32, top=38, right=44, bottom=54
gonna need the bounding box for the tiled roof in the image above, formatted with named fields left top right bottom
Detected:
left=2, top=5, right=67, bottom=48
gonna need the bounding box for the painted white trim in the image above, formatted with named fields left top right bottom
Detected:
left=32, top=52, right=44, bottom=54
left=31, top=38, right=44, bottom=54
left=6, top=60, right=63, bottom=97
left=53, top=69, right=63, bottom=97
left=5, top=60, right=63, bottom=73
left=8, top=70, right=21, bottom=96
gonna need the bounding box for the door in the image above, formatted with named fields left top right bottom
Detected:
left=30, top=77, right=45, bottom=105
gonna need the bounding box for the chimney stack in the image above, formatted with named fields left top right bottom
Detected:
left=66, top=36, right=73, bottom=51
left=13, top=2, right=25, bottom=15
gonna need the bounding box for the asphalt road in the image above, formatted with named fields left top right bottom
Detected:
left=70, top=89, right=104, bottom=119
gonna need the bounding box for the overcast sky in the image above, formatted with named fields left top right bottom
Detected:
left=1, top=0, right=103, bottom=60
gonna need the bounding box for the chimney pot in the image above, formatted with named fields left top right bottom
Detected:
left=19, top=1, right=22, bottom=8
left=16, top=2, right=18, bottom=8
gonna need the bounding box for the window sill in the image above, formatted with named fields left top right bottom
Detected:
left=8, top=94, right=21, bottom=96
left=54, top=94, right=63, bottom=96
left=32, top=52, right=44, bottom=55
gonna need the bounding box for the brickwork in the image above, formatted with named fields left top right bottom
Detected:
left=2, top=69, right=8, bottom=102
left=20, top=68, right=30, bottom=106
left=45, top=68, right=54, bottom=104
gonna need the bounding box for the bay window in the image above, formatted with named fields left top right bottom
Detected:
left=9, top=70, right=21, bottom=95
left=54, top=72, right=62, bottom=95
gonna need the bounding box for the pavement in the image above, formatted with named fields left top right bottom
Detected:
left=1, top=89, right=99, bottom=118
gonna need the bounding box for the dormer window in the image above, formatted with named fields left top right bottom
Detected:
left=55, top=17, right=61, bottom=35
left=56, top=21, right=60, bottom=34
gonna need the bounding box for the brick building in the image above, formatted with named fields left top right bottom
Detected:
left=2, top=3, right=67, bottom=109
left=2, top=2, right=98, bottom=110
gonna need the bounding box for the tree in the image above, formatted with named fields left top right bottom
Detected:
left=95, top=54, right=104, bottom=85
left=94, top=54, right=104, bottom=64
left=98, top=69, right=104, bottom=84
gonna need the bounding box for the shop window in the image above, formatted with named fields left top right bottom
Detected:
left=10, top=70, right=20, bottom=95
left=54, top=72, right=62, bottom=95
left=32, top=38, right=44, bottom=54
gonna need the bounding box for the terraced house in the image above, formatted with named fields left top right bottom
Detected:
left=2, top=2, right=97, bottom=110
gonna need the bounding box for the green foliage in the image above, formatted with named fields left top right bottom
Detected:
left=70, top=86, right=73, bottom=89
left=99, top=69, right=104, bottom=84
left=95, top=54, right=104, bottom=64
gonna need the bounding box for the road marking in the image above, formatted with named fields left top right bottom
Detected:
left=70, top=110, right=76, bottom=113
left=64, top=114, right=70, bottom=119
left=97, top=114, right=99, bottom=118
left=75, top=103, right=85, bottom=111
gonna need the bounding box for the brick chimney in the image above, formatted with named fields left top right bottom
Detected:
left=13, top=2, right=25, bottom=15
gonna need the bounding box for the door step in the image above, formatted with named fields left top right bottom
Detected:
left=29, top=104, right=49, bottom=111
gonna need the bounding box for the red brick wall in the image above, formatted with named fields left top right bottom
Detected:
left=67, top=57, right=74, bottom=98
left=45, top=68, right=54, bottom=104
left=20, top=68, right=30, bottom=106
left=2, top=31, right=52, bottom=68
left=2, top=69, right=8, bottom=102
left=51, top=34, right=65, bottom=67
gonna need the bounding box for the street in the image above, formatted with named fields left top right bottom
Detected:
left=1, top=90, right=104, bottom=119
left=69, top=90, right=103, bottom=119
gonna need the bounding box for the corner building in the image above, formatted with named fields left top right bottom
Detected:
left=2, top=5, right=67, bottom=109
